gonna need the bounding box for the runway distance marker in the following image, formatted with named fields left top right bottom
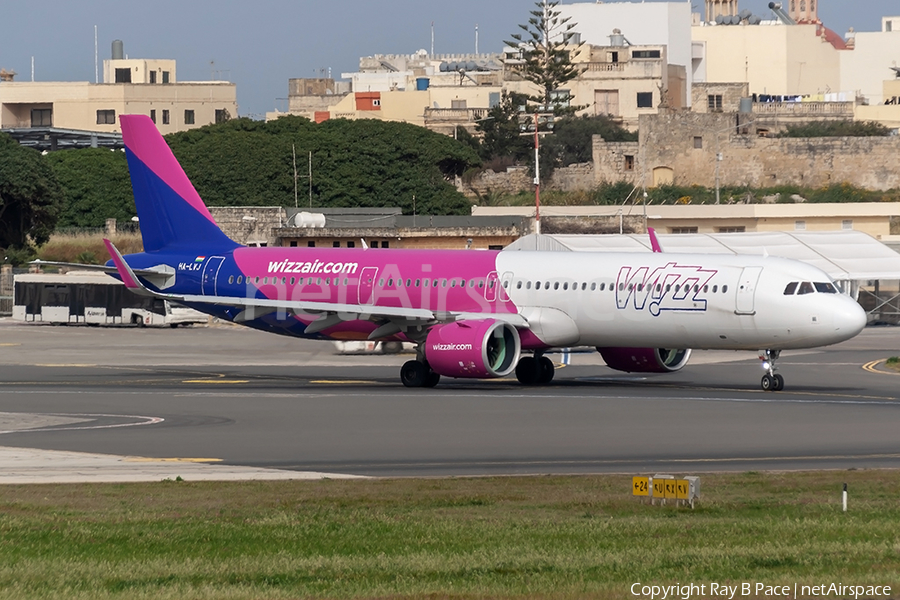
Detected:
left=632, top=476, right=649, bottom=496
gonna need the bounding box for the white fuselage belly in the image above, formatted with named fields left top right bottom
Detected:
left=496, top=251, right=864, bottom=351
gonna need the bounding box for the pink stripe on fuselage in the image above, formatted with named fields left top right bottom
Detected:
left=232, top=247, right=519, bottom=316
left=119, top=114, right=217, bottom=225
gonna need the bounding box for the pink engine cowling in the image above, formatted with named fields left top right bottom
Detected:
left=597, top=347, right=692, bottom=373
left=425, top=319, right=521, bottom=378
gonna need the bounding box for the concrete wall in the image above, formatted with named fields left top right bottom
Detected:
left=208, top=207, right=286, bottom=247
left=460, top=163, right=597, bottom=198
left=691, top=82, right=748, bottom=112
left=592, top=139, right=640, bottom=185
left=636, top=110, right=900, bottom=191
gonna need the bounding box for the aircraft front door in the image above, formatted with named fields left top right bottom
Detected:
left=358, top=267, right=378, bottom=305
left=201, top=256, right=226, bottom=296
left=735, top=266, right=763, bottom=315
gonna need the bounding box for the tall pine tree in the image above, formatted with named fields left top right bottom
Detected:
left=505, top=0, right=583, bottom=114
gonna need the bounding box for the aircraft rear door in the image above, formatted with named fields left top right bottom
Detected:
left=201, top=256, right=226, bottom=296
left=735, top=266, right=763, bottom=315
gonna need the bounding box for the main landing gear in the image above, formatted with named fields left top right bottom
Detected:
left=515, top=353, right=555, bottom=385
left=400, top=360, right=441, bottom=388
left=759, top=349, right=785, bottom=392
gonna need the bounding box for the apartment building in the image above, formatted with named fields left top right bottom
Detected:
left=0, top=41, right=237, bottom=138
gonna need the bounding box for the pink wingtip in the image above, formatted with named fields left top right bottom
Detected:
left=648, top=227, right=663, bottom=253
left=103, top=239, right=140, bottom=289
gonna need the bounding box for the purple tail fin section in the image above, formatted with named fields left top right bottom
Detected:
left=120, top=114, right=238, bottom=253
left=648, top=227, right=663, bottom=253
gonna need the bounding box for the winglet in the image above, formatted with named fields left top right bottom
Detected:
left=648, top=227, right=663, bottom=253
left=103, top=239, right=153, bottom=295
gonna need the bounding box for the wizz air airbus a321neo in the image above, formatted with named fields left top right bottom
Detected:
left=90, top=115, right=866, bottom=391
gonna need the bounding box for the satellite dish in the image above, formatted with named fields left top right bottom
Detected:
left=715, top=14, right=725, bottom=24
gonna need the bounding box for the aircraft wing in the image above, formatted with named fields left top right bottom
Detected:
left=102, top=239, right=529, bottom=329
left=30, top=259, right=172, bottom=277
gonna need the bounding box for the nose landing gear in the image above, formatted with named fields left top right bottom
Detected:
left=759, top=349, right=784, bottom=392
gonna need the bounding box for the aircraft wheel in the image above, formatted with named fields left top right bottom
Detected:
left=761, top=374, right=774, bottom=392
left=773, top=374, right=785, bottom=391
left=515, top=356, right=540, bottom=385
left=423, top=370, right=441, bottom=388
left=538, top=356, right=555, bottom=384
left=400, top=360, right=428, bottom=388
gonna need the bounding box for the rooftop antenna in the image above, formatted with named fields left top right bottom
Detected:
left=475, top=24, right=479, bottom=54
left=94, top=25, right=98, bottom=83
left=431, top=21, right=434, bottom=56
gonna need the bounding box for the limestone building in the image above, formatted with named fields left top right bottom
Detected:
left=0, top=41, right=237, bottom=136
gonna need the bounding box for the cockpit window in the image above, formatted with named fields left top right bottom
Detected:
left=814, top=282, right=837, bottom=294
left=784, top=282, right=798, bottom=295
left=797, top=281, right=815, bottom=295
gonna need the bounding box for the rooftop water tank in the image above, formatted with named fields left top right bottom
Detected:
left=293, top=212, right=326, bottom=228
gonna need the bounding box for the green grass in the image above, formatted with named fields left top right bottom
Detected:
left=36, top=232, right=143, bottom=265
left=0, top=472, right=898, bottom=599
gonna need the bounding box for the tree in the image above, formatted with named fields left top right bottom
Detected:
left=543, top=115, right=638, bottom=168
left=164, top=116, right=481, bottom=215
left=45, top=148, right=134, bottom=227
left=506, top=0, right=583, bottom=114
left=0, top=133, right=64, bottom=253
left=475, top=91, right=532, bottom=163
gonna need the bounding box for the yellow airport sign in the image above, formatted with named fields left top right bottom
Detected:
left=632, top=476, right=650, bottom=496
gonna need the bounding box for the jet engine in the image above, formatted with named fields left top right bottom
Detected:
left=597, top=347, right=691, bottom=373
left=425, top=319, right=521, bottom=378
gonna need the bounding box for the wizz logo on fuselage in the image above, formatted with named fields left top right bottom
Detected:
left=616, top=263, right=718, bottom=316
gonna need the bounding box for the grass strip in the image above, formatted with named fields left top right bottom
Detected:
left=0, top=471, right=898, bottom=599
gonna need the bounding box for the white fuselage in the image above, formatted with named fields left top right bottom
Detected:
left=496, top=251, right=866, bottom=351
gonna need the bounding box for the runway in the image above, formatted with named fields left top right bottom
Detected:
left=1, top=319, right=899, bottom=479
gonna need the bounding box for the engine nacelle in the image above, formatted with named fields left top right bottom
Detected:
left=426, top=319, right=521, bottom=378
left=597, top=347, right=692, bottom=373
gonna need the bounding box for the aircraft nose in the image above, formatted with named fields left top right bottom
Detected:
left=835, top=297, right=867, bottom=337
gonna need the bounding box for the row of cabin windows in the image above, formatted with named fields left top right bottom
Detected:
left=226, top=275, right=497, bottom=289
left=226, top=274, right=729, bottom=296
left=516, top=280, right=729, bottom=294
left=783, top=281, right=838, bottom=295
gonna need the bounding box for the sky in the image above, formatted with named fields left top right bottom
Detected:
left=0, top=1, right=896, bottom=118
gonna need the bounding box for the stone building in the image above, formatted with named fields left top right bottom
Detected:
left=593, top=109, right=900, bottom=190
